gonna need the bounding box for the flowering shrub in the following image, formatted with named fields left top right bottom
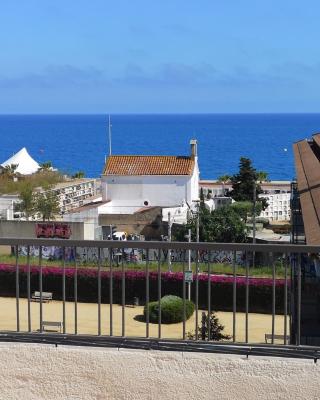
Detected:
left=0, top=264, right=288, bottom=313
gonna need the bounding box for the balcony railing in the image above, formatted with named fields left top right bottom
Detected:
left=0, top=238, right=319, bottom=359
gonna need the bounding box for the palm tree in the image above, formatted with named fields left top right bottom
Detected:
left=256, top=171, right=269, bottom=183
left=217, top=174, right=232, bottom=196
left=39, top=161, right=53, bottom=171
left=1, top=164, right=18, bottom=180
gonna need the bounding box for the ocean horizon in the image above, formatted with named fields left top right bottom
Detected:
left=1, top=113, right=319, bottom=180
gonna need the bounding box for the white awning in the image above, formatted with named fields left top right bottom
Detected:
left=1, top=147, right=40, bottom=175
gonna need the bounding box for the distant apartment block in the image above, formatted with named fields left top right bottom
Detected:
left=50, top=178, right=100, bottom=214
left=199, top=179, right=291, bottom=222
left=259, top=192, right=291, bottom=221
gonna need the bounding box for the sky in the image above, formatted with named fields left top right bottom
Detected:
left=0, top=1, right=320, bottom=113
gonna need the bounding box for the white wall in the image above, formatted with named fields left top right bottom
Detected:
left=0, top=195, right=20, bottom=220
left=102, top=172, right=199, bottom=208
left=1, top=344, right=320, bottom=400
left=259, top=193, right=291, bottom=221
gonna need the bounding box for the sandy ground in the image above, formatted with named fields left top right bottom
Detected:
left=0, top=343, right=319, bottom=400
left=0, top=297, right=289, bottom=343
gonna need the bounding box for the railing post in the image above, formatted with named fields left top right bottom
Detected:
left=245, top=251, right=249, bottom=343
left=62, top=247, right=66, bottom=334
left=15, top=245, right=20, bottom=332
left=74, top=246, right=78, bottom=335
left=145, top=249, right=150, bottom=338
left=232, top=250, right=237, bottom=343
left=39, top=246, right=43, bottom=333
left=297, top=253, right=302, bottom=346
left=98, top=247, right=101, bottom=336
left=195, top=250, right=199, bottom=341
left=182, top=249, right=186, bottom=340
left=201, top=312, right=206, bottom=340
left=207, top=251, right=211, bottom=341
left=121, top=248, right=125, bottom=338
left=27, top=245, right=31, bottom=332
left=109, top=247, right=113, bottom=336
left=284, top=253, right=288, bottom=345
left=271, top=254, right=276, bottom=344
left=158, top=248, right=162, bottom=339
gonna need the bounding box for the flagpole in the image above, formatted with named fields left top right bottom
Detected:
left=108, top=115, right=112, bottom=156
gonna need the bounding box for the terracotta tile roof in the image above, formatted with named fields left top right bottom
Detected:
left=293, top=133, right=320, bottom=245
left=103, top=155, right=195, bottom=176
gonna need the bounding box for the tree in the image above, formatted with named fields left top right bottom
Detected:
left=16, top=184, right=35, bottom=220
left=217, top=174, right=232, bottom=196
left=34, top=190, right=60, bottom=221
left=230, top=157, right=268, bottom=210
left=256, top=171, right=269, bottom=182
left=72, top=171, right=85, bottom=179
left=187, top=311, right=231, bottom=341
left=231, top=201, right=263, bottom=223
left=39, top=161, right=53, bottom=171
left=1, top=164, right=18, bottom=180
left=174, top=205, right=247, bottom=243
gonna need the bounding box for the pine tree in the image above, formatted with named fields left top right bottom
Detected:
left=230, top=157, right=268, bottom=210
left=187, top=311, right=231, bottom=341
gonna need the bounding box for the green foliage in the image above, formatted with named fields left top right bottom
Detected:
left=144, top=295, right=195, bottom=324
left=16, top=184, right=35, bottom=219
left=72, top=171, right=85, bottom=179
left=175, top=205, right=247, bottom=243
left=231, top=201, right=263, bottom=223
left=39, top=161, right=53, bottom=171
left=0, top=170, right=63, bottom=195
left=230, top=157, right=268, bottom=210
left=256, top=171, right=269, bottom=182
left=187, top=312, right=231, bottom=341
left=34, top=190, right=60, bottom=221
left=217, top=174, right=232, bottom=183
left=1, top=164, right=18, bottom=180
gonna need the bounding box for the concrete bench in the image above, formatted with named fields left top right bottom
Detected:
left=41, top=321, right=63, bottom=333
left=265, top=334, right=290, bottom=344
left=31, top=291, right=53, bottom=302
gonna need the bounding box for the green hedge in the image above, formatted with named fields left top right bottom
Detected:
left=144, top=295, right=195, bottom=324
left=0, top=264, right=288, bottom=314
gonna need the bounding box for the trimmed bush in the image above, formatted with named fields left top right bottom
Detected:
left=144, top=295, right=195, bottom=324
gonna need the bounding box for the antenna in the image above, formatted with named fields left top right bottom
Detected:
left=108, top=114, right=112, bottom=156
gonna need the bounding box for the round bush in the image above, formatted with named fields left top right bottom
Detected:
left=144, top=295, right=195, bottom=324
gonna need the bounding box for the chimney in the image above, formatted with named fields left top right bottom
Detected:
left=190, top=139, right=197, bottom=159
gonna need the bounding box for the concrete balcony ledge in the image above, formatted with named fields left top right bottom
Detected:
left=0, top=343, right=319, bottom=400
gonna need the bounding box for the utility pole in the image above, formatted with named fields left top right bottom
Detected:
left=168, top=212, right=172, bottom=272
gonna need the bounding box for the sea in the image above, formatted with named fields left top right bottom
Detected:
left=0, top=113, right=319, bottom=180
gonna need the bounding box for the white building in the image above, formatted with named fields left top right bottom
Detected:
left=0, top=194, right=20, bottom=220
left=100, top=139, right=200, bottom=216
left=259, top=192, right=291, bottom=221
left=48, top=179, right=100, bottom=214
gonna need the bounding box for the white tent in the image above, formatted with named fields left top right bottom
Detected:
left=1, top=147, right=40, bottom=175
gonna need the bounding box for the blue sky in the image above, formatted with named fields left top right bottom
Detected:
left=0, top=1, right=319, bottom=113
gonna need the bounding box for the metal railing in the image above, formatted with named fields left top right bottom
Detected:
left=0, top=238, right=319, bottom=357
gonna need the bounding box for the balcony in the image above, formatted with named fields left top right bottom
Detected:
left=0, top=238, right=319, bottom=360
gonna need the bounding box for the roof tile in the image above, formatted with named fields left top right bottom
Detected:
left=103, top=155, right=194, bottom=176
